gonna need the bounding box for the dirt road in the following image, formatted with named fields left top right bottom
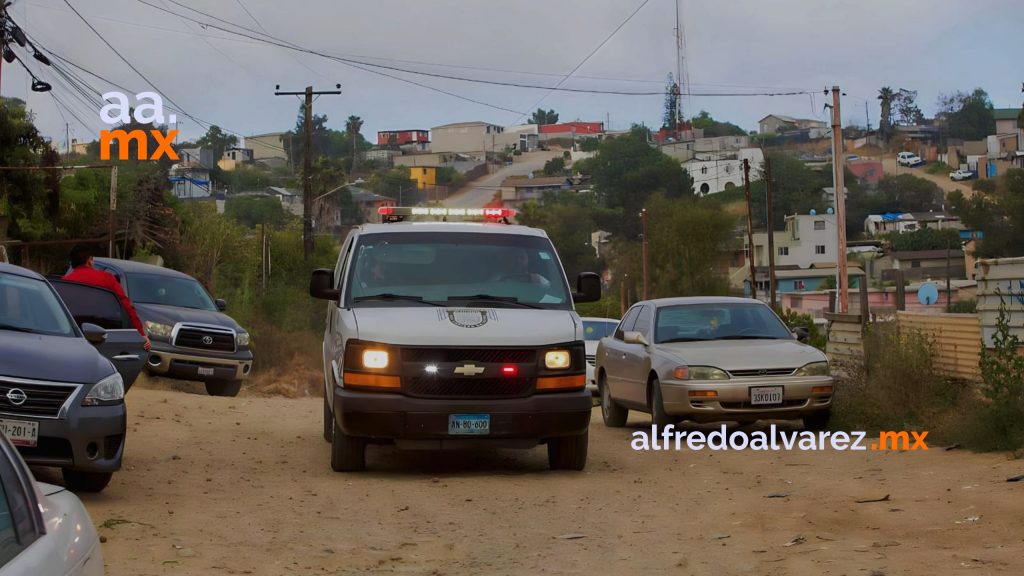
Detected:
left=50, top=387, right=1024, bottom=576
left=878, top=157, right=976, bottom=199
left=443, top=150, right=561, bottom=208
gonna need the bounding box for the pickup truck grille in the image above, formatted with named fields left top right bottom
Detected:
left=173, top=325, right=236, bottom=352
left=404, top=376, right=533, bottom=399
left=0, top=380, right=78, bottom=418
left=727, top=368, right=797, bottom=378
left=402, top=348, right=535, bottom=365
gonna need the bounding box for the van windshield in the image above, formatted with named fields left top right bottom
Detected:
left=345, top=232, right=572, bottom=310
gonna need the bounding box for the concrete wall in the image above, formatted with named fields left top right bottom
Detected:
left=431, top=123, right=504, bottom=154
left=246, top=133, right=288, bottom=164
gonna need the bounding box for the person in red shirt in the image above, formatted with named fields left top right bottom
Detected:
left=63, top=245, right=151, bottom=351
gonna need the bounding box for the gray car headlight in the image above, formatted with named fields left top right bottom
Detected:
left=673, top=366, right=730, bottom=380
left=235, top=331, right=250, bottom=347
left=795, top=361, right=830, bottom=376
left=145, top=321, right=173, bottom=339
left=83, top=372, right=125, bottom=406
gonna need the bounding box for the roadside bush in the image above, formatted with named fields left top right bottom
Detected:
left=774, top=307, right=826, bottom=350
left=946, top=299, right=977, bottom=313
left=924, top=161, right=952, bottom=175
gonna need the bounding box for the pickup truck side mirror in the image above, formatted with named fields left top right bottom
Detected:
left=623, top=331, right=649, bottom=346
left=81, top=322, right=108, bottom=345
left=572, top=272, right=601, bottom=303
left=792, top=326, right=810, bottom=343
left=214, top=298, right=227, bottom=311
left=310, top=268, right=340, bottom=301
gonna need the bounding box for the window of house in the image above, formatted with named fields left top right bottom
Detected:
left=701, top=166, right=708, bottom=174
left=911, top=261, right=920, bottom=268
left=815, top=245, right=826, bottom=255
left=778, top=246, right=789, bottom=256
left=814, top=220, right=826, bottom=230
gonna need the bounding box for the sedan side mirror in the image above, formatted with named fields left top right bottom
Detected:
left=310, top=268, right=340, bottom=301
left=215, top=298, right=227, bottom=312
left=792, top=326, right=809, bottom=343
left=81, top=322, right=108, bottom=345
left=572, top=272, right=601, bottom=303
left=623, top=331, right=649, bottom=346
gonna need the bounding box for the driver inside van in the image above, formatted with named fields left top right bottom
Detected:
left=492, top=248, right=550, bottom=286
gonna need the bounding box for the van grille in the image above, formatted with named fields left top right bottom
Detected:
left=402, top=348, right=535, bottom=365
left=0, top=380, right=78, bottom=418
left=173, top=325, right=236, bottom=352
left=404, top=377, right=533, bottom=399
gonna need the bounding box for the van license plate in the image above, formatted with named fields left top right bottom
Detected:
left=448, top=414, right=490, bottom=435
left=197, top=367, right=215, bottom=376
left=0, top=419, right=38, bottom=447
left=750, top=386, right=784, bottom=406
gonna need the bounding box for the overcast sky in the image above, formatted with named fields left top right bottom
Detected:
left=4, top=0, right=1022, bottom=148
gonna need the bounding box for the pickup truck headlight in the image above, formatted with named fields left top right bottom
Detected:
left=83, top=372, right=124, bottom=406
left=235, top=331, right=250, bottom=347
left=144, top=321, right=173, bottom=339
left=795, top=361, right=830, bottom=376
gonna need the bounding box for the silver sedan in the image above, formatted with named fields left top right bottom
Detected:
left=595, top=297, right=833, bottom=430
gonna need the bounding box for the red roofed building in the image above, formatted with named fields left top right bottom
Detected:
left=377, top=129, right=429, bottom=146
left=846, top=160, right=884, bottom=186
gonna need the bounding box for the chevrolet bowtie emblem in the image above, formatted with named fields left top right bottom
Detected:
left=453, top=363, right=485, bottom=376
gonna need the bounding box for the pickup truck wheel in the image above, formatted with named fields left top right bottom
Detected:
left=331, top=418, right=366, bottom=472
left=62, top=469, right=113, bottom=493
left=205, top=379, right=241, bottom=397
left=803, top=411, right=831, bottom=431
left=599, top=374, right=628, bottom=427
left=323, top=397, right=333, bottom=443
left=547, top=431, right=588, bottom=471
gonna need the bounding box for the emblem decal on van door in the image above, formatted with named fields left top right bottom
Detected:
left=446, top=309, right=488, bottom=328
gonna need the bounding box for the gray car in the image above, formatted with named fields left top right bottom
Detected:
left=0, top=263, right=145, bottom=492
left=91, top=259, right=253, bottom=397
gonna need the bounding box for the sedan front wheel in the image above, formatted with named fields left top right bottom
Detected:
left=599, top=373, right=628, bottom=427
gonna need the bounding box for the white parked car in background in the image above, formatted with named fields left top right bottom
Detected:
left=0, top=433, right=104, bottom=575
left=581, top=317, right=619, bottom=395
left=949, top=169, right=974, bottom=181
left=896, top=152, right=923, bottom=167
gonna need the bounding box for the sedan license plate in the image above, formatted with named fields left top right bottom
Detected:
left=197, top=366, right=215, bottom=377
left=750, top=386, right=784, bottom=406
left=0, top=419, right=38, bottom=448
left=448, top=414, right=490, bottom=435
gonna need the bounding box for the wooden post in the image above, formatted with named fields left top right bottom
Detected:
left=859, top=272, right=869, bottom=324
left=764, top=157, right=777, bottom=308
left=742, top=159, right=757, bottom=300
left=894, top=269, right=906, bottom=311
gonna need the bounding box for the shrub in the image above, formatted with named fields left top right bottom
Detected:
left=964, top=297, right=1024, bottom=452
left=774, top=307, right=826, bottom=350
left=946, top=299, right=977, bottom=313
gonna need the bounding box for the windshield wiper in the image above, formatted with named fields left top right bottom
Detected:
left=0, top=323, right=35, bottom=334
left=713, top=334, right=783, bottom=340
left=659, top=337, right=705, bottom=343
left=446, top=294, right=542, bottom=309
left=353, top=293, right=444, bottom=306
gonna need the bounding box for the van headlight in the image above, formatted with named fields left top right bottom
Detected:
left=544, top=349, right=572, bottom=370
left=144, top=321, right=172, bottom=339
left=795, top=362, right=830, bottom=376
left=83, top=372, right=125, bottom=406
left=235, top=331, right=250, bottom=347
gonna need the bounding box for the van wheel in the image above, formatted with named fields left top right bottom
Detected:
left=205, top=379, right=241, bottom=397
left=331, top=418, right=366, bottom=472
left=323, top=397, right=333, bottom=443
left=62, top=469, right=113, bottom=493
left=599, top=374, right=627, bottom=427
left=547, top=431, right=588, bottom=471
left=650, top=377, right=676, bottom=429
left=803, top=412, right=831, bottom=431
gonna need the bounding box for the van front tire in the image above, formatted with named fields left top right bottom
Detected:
left=331, top=418, right=366, bottom=472
left=547, top=431, right=588, bottom=471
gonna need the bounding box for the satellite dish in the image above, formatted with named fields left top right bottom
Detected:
left=826, top=207, right=834, bottom=215
left=918, top=282, right=939, bottom=306
left=809, top=209, right=817, bottom=215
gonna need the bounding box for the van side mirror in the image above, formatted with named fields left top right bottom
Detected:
left=81, top=322, right=108, bottom=345
left=215, top=298, right=227, bottom=311
left=792, top=326, right=809, bottom=343
left=623, top=331, right=649, bottom=346
left=310, top=268, right=340, bottom=301
left=572, top=272, right=601, bottom=303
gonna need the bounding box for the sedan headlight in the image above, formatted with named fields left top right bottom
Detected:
left=795, top=361, right=830, bottom=377
left=144, top=321, right=172, bottom=339
left=544, top=349, right=572, bottom=370
left=235, top=331, right=250, bottom=347
left=83, top=372, right=124, bottom=406
left=678, top=366, right=730, bottom=380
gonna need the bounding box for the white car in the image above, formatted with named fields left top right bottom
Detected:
left=896, top=152, right=923, bottom=167
left=0, top=433, right=104, bottom=576
left=949, top=169, right=974, bottom=181
left=581, top=317, right=619, bottom=395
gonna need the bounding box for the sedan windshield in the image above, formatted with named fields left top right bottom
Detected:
left=126, top=273, right=217, bottom=311
left=0, top=272, right=75, bottom=336
left=654, top=303, right=792, bottom=343
left=345, top=232, right=572, bottom=310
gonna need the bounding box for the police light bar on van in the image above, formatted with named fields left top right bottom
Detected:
left=377, top=206, right=517, bottom=219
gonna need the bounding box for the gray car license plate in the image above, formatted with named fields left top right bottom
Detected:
left=750, top=386, right=784, bottom=406
left=0, top=419, right=38, bottom=447
left=448, top=414, right=490, bottom=435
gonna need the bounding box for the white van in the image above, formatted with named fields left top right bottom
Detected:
left=310, top=207, right=601, bottom=472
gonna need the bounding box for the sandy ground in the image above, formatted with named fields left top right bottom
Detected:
left=35, top=387, right=1024, bottom=576
left=877, top=156, right=976, bottom=199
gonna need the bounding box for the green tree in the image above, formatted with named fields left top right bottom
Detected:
left=543, top=156, right=566, bottom=176
left=878, top=87, right=895, bottom=140
left=690, top=110, right=746, bottom=137
left=517, top=192, right=610, bottom=280
left=937, top=88, right=995, bottom=141
left=875, top=174, right=944, bottom=212
left=662, top=73, right=680, bottom=132
left=367, top=166, right=415, bottom=200
left=345, top=115, right=363, bottom=173
left=529, top=108, right=559, bottom=125
left=196, top=125, right=238, bottom=162
left=225, top=196, right=289, bottom=228
left=644, top=192, right=733, bottom=297
left=881, top=227, right=960, bottom=251
left=749, top=153, right=835, bottom=230
left=894, top=89, right=925, bottom=126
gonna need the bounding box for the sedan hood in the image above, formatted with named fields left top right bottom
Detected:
left=135, top=303, right=243, bottom=331
left=353, top=307, right=578, bottom=346
left=0, top=331, right=112, bottom=384
left=656, top=339, right=826, bottom=371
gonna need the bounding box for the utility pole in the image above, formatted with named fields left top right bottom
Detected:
left=829, top=86, right=850, bottom=313
left=108, top=165, right=118, bottom=257
left=275, top=84, right=342, bottom=259
left=641, top=208, right=650, bottom=300
left=764, top=157, right=777, bottom=308
left=742, top=159, right=757, bottom=300
left=620, top=273, right=628, bottom=316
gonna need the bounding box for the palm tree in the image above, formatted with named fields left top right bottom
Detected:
left=345, top=115, right=363, bottom=173
left=877, top=87, right=895, bottom=141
